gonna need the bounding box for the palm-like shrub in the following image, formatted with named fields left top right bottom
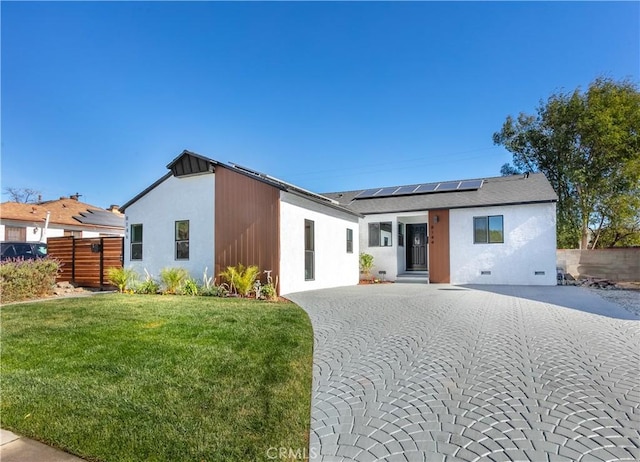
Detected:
left=219, top=264, right=260, bottom=297
left=160, top=267, right=189, bottom=294
left=107, top=267, right=138, bottom=293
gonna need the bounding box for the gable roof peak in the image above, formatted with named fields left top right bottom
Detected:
left=167, top=150, right=219, bottom=177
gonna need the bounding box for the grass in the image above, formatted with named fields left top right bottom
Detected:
left=0, top=294, right=314, bottom=461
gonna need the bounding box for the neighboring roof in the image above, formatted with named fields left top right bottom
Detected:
left=122, top=150, right=362, bottom=217
left=0, top=198, right=125, bottom=229
left=74, top=209, right=126, bottom=228
left=323, top=173, right=558, bottom=214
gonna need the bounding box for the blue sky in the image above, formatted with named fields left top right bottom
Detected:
left=2, top=1, right=638, bottom=208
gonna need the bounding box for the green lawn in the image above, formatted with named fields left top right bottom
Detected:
left=0, top=294, right=314, bottom=461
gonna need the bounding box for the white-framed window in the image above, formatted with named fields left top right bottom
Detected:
left=346, top=228, right=353, bottom=253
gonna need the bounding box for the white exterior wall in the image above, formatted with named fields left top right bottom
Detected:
left=359, top=212, right=430, bottom=280
left=279, top=192, right=359, bottom=295
left=1, top=223, right=66, bottom=242
left=449, top=203, right=557, bottom=285
left=359, top=213, right=401, bottom=279
left=44, top=228, right=65, bottom=240
left=124, top=174, right=215, bottom=281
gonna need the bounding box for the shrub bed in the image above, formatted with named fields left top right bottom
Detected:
left=0, top=258, right=60, bottom=304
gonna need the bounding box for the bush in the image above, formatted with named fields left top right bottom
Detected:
left=181, top=278, right=199, bottom=296
left=134, top=278, right=160, bottom=295
left=160, top=267, right=189, bottom=294
left=106, top=267, right=138, bottom=293
left=200, top=284, right=229, bottom=297
left=359, top=253, right=374, bottom=280
left=219, top=264, right=260, bottom=297
left=0, top=258, right=60, bottom=303
left=260, top=283, right=277, bottom=301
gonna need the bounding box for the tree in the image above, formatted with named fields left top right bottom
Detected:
left=494, top=77, right=640, bottom=249
left=3, top=187, right=41, bottom=203
left=499, top=163, right=521, bottom=176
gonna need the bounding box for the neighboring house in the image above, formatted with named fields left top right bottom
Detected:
left=325, top=173, right=558, bottom=285
left=120, top=151, right=360, bottom=295
left=0, top=195, right=125, bottom=242
left=121, top=150, right=557, bottom=294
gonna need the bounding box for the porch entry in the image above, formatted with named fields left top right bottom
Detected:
left=406, top=223, right=428, bottom=271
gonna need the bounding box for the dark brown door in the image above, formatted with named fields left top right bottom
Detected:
left=406, top=224, right=428, bottom=270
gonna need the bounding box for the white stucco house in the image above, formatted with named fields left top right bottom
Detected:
left=324, top=173, right=558, bottom=286
left=120, top=151, right=360, bottom=295
left=121, top=151, right=558, bottom=294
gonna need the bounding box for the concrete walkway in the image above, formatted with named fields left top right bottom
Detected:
left=288, top=284, right=640, bottom=462
left=0, top=429, right=85, bottom=462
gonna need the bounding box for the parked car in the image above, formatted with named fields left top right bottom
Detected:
left=0, top=242, right=48, bottom=261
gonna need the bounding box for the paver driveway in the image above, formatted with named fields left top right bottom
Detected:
left=288, top=284, right=640, bottom=462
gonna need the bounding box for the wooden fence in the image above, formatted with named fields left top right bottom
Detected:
left=47, top=236, right=124, bottom=289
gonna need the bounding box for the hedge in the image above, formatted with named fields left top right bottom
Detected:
left=0, top=258, right=60, bottom=304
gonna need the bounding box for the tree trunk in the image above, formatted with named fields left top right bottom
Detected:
left=581, top=222, right=590, bottom=249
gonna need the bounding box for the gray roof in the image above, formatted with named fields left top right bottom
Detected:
left=121, top=150, right=362, bottom=217
left=323, top=173, right=558, bottom=214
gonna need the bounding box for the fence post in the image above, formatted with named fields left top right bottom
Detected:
left=71, top=237, right=76, bottom=284
left=99, top=237, right=105, bottom=291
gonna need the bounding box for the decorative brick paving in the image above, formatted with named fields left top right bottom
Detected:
left=288, top=285, right=640, bottom=462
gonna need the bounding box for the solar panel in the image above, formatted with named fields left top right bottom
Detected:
left=394, top=185, right=420, bottom=195
left=354, top=178, right=484, bottom=200
left=459, top=179, right=483, bottom=189
left=435, top=181, right=460, bottom=191
left=356, top=188, right=383, bottom=199
left=374, top=187, right=400, bottom=196
left=74, top=210, right=125, bottom=227
left=414, top=183, right=439, bottom=193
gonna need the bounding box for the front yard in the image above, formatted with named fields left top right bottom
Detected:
left=0, top=294, right=313, bottom=461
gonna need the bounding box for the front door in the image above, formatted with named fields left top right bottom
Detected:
left=406, top=224, right=428, bottom=270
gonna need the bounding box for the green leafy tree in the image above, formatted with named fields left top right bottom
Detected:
left=494, top=77, right=640, bottom=248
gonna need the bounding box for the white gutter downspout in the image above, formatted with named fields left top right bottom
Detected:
left=40, top=211, right=50, bottom=242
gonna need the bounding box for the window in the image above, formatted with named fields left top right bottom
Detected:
left=398, top=223, right=404, bottom=247
left=346, top=228, right=353, bottom=253
left=130, top=224, right=143, bottom=260
left=305, top=220, right=314, bottom=280
left=368, top=222, right=392, bottom=247
left=175, top=220, right=189, bottom=260
left=474, top=215, right=504, bottom=244
left=5, top=226, right=26, bottom=241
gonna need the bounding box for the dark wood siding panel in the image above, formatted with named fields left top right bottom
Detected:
left=215, top=167, right=280, bottom=289
left=428, top=209, right=450, bottom=283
